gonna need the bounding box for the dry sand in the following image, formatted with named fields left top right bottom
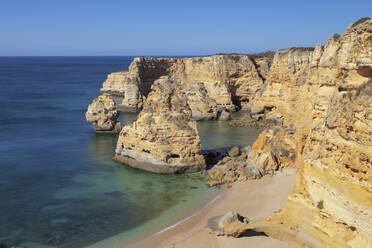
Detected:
left=125, top=169, right=297, bottom=248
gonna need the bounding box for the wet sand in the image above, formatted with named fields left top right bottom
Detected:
left=126, top=169, right=297, bottom=248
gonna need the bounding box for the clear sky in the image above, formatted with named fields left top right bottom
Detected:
left=1, top=0, right=371, bottom=56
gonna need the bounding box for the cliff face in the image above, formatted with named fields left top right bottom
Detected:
left=100, top=71, right=144, bottom=112
left=251, top=47, right=314, bottom=123
left=251, top=18, right=372, bottom=248
left=85, top=17, right=372, bottom=247
left=89, top=54, right=265, bottom=119
left=113, top=76, right=206, bottom=173
left=170, top=55, right=265, bottom=111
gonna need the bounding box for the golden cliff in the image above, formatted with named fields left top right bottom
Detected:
left=84, top=16, right=372, bottom=247
left=86, top=54, right=267, bottom=127
left=113, top=76, right=206, bottom=173
left=239, top=17, right=372, bottom=248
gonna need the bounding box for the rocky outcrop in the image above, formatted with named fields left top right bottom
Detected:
left=89, top=54, right=266, bottom=122
left=170, top=55, right=264, bottom=110
left=207, top=211, right=249, bottom=237
left=100, top=71, right=144, bottom=111
left=206, top=146, right=264, bottom=186
left=236, top=17, right=372, bottom=248
left=182, top=82, right=218, bottom=120
left=85, top=95, right=121, bottom=133
left=247, top=125, right=296, bottom=172
left=251, top=47, right=314, bottom=124
left=113, top=76, right=206, bottom=173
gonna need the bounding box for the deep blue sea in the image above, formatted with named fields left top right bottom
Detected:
left=0, top=57, right=261, bottom=248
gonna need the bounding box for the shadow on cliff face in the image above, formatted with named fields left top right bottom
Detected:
left=202, top=147, right=231, bottom=169
left=239, top=229, right=268, bottom=238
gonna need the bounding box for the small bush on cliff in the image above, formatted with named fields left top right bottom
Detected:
left=247, top=50, right=276, bottom=60
left=213, top=51, right=276, bottom=61
left=289, top=47, right=315, bottom=52
left=332, top=33, right=341, bottom=40
left=352, top=17, right=371, bottom=27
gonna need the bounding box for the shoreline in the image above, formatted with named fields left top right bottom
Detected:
left=125, top=169, right=297, bottom=248
left=151, top=193, right=224, bottom=236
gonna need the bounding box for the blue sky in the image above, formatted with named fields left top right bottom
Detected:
left=0, top=0, right=371, bottom=56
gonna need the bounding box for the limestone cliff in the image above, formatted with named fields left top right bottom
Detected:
left=89, top=54, right=266, bottom=122
left=170, top=55, right=265, bottom=111
left=245, top=17, right=372, bottom=248
left=113, top=76, right=206, bottom=173
left=100, top=71, right=144, bottom=111
left=251, top=47, right=314, bottom=123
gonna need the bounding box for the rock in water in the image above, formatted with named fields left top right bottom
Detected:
left=218, top=110, right=231, bottom=120
left=87, top=54, right=268, bottom=121
left=85, top=95, right=121, bottom=133
left=113, top=76, right=206, bottom=173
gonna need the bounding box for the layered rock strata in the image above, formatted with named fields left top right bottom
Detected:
left=250, top=47, right=314, bottom=123
left=100, top=71, right=144, bottom=112
left=85, top=95, right=122, bottom=133
left=206, top=146, right=265, bottom=186
left=88, top=54, right=267, bottom=121
left=113, top=76, right=206, bottom=173
left=219, top=17, right=372, bottom=248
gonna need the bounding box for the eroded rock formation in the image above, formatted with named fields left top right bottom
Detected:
left=251, top=47, right=314, bottom=123
left=85, top=16, right=371, bottom=248
left=229, top=17, right=372, bottom=248
left=85, top=95, right=121, bottom=133
left=87, top=54, right=268, bottom=124
left=206, top=146, right=264, bottom=186
left=207, top=211, right=249, bottom=237
left=113, top=76, right=206, bottom=173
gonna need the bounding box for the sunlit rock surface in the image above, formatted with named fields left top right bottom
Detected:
left=85, top=95, right=121, bottom=133
left=246, top=17, right=372, bottom=248
left=113, top=76, right=206, bottom=173
left=89, top=54, right=267, bottom=121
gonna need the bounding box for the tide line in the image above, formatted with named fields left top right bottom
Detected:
left=151, top=192, right=224, bottom=236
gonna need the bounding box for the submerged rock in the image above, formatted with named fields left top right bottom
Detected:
left=114, top=76, right=206, bottom=173
left=85, top=95, right=121, bottom=133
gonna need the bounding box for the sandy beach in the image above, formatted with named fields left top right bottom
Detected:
left=125, top=169, right=297, bottom=248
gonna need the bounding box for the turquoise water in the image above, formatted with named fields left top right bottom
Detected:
left=0, top=57, right=261, bottom=248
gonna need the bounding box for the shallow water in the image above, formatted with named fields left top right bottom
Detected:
left=0, top=57, right=262, bottom=248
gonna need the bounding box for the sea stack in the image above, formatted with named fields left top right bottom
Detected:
left=85, top=95, right=122, bottom=133
left=113, top=76, right=206, bottom=173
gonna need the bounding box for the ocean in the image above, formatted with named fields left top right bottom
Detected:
left=0, top=56, right=261, bottom=248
